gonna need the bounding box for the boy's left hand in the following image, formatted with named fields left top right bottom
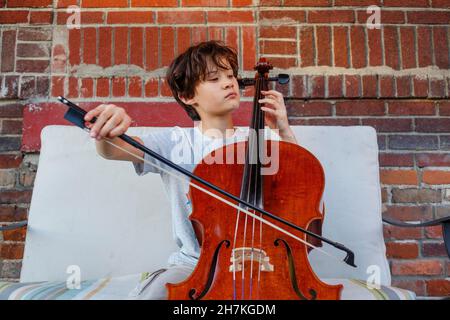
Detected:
left=258, top=90, right=290, bottom=133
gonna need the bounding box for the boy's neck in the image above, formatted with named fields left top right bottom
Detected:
left=196, top=115, right=235, bottom=139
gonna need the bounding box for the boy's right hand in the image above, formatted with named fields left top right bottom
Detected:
left=84, top=104, right=132, bottom=140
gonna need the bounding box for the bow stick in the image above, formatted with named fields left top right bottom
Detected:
left=58, top=96, right=357, bottom=268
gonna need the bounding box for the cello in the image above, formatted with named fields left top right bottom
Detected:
left=167, top=58, right=344, bottom=300
left=58, top=58, right=357, bottom=300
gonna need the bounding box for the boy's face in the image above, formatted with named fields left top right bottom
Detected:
left=181, top=57, right=240, bottom=120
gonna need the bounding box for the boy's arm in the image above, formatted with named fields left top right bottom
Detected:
left=95, top=136, right=144, bottom=163
left=279, top=126, right=298, bottom=144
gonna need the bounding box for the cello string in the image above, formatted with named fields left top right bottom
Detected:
left=101, top=137, right=347, bottom=266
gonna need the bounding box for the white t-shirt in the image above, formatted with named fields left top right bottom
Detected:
left=132, top=125, right=280, bottom=267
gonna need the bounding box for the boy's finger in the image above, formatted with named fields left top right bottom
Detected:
left=84, top=104, right=105, bottom=121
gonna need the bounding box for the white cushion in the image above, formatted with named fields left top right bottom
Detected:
left=21, top=125, right=390, bottom=286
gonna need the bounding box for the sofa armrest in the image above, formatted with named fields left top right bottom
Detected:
left=383, top=216, right=450, bottom=259
left=0, top=221, right=28, bottom=231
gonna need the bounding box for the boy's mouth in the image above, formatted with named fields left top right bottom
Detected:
left=225, top=92, right=237, bottom=99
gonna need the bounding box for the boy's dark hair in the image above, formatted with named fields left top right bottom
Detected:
left=166, top=40, right=239, bottom=121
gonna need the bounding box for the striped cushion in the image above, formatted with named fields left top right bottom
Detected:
left=0, top=274, right=415, bottom=300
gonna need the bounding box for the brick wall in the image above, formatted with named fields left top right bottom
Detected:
left=0, top=0, right=449, bottom=298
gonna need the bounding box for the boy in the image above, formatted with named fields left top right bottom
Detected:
left=83, top=40, right=298, bottom=299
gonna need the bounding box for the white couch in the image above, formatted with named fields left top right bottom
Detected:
left=0, top=125, right=416, bottom=300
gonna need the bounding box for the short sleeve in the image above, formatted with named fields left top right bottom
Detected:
left=132, top=128, right=175, bottom=176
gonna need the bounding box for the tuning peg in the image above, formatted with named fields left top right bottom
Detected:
left=267, top=74, right=290, bottom=84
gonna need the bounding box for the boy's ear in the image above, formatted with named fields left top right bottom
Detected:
left=178, top=94, right=196, bottom=106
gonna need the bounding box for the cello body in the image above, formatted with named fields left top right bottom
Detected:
left=167, top=140, right=343, bottom=300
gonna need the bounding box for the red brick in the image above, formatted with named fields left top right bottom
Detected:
left=0, top=155, right=23, bottom=169
left=416, top=118, right=450, bottom=132
left=183, top=0, right=227, bottom=6
left=433, top=26, right=450, bottom=69
left=422, top=241, right=447, bottom=257
left=259, top=10, right=305, bottom=23
left=208, top=26, right=224, bottom=42
left=114, top=27, right=128, bottom=65
left=300, top=26, right=314, bottom=67
left=160, top=27, right=175, bottom=67
left=350, top=26, right=366, bottom=68
left=384, top=26, right=400, bottom=70
left=67, top=76, right=78, bottom=98
left=336, top=100, right=384, bottom=116
left=2, top=227, right=26, bottom=241
left=56, top=0, right=79, bottom=8
left=69, top=29, right=81, bottom=66
left=1, top=120, right=22, bottom=134
left=2, top=76, right=19, bottom=98
left=260, top=26, right=296, bottom=39
left=310, top=76, right=325, bottom=98
left=388, top=101, right=435, bottom=116
left=16, top=60, right=50, bottom=73
left=391, top=280, right=425, bottom=296
left=439, top=101, right=450, bottom=115
left=128, top=77, right=142, bottom=97
left=344, top=75, right=360, bottom=98
left=57, top=11, right=104, bottom=25
left=386, top=242, right=419, bottom=259
left=0, top=205, right=28, bottom=222
left=29, top=10, right=53, bottom=24
left=242, top=26, right=256, bottom=71
left=407, top=11, right=450, bottom=24
left=327, top=75, right=343, bottom=98
left=291, top=75, right=307, bottom=98
left=426, top=279, right=450, bottom=297
left=391, top=188, right=441, bottom=203
left=98, top=27, right=112, bottom=68
left=429, top=77, right=446, bottom=97
left=417, top=27, right=433, bottom=67
left=367, top=28, right=383, bottom=66
left=112, top=77, right=126, bottom=97
left=333, top=26, right=349, bottom=68
left=18, top=28, right=51, bottom=41
left=425, top=225, right=443, bottom=239
left=158, top=11, right=205, bottom=24
left=384, top=0, right=429, bottom=6
left=379, top=76, right=395, bottom=97
left=379, top=153, right=414, bottom=167
left=335, top=0, right=380, bottom=5
left=132, top=0, right=176, bottom=6
left=144, top=78, right=158, bottom=97
left=284, top=0, right=330, bottom=5
left=208, top=10, right=253, bottom=23
left=358, top=10, right=406, bottom=24
left=431, top=0, right=450, bottom=8
left=130, top=27, right=144, bottom=68
left=0, top=10, right=28, bottom=24
left=0, top=243, right=24, bottom=260
left=96, top=78, right=110, bottom=97
left=423, top=170, right=450, bottom=185
left=380, top=169, right=418, bottom=185
left=391, top=260, right=443, bottom=276
left=400, top=27, right=416, bottom=69
left=362, top=118, right=411, bottom=132
left=19, top=76, right=36, bottom=99
left=177, top=27, right=192, bottom=55
left=383, top=205, right=432, bottom=221
left=51, top=76, right=65, bottom=97
left=107, top=11, right=153, bottom=24
left=82, top=0, right=127, bottom=7
left=417, top=153, right=450, bottom=167
left=1, top=30, right=16, bottom=72
left=80, top=78, right=93, bottom=98
left=145, top=27, right=158, bottom=71
left=0, top=190, right=32, bottom=204
left=83, top=28, right=96, bottom=64
left=17, top=43, right=50, bottom=58
left=362, top=75, right=377, bottom=97
left=306, top=118, right=360, bottom=126
left=7, top=0, right=51, bottom=6
left=413, top=76, right=429, bottom=97
left=308, top=10, right=354, bottom=23
left=316, top=26, right=331, bottom=66
left=286, top=101, right=332, bottom=117
left=260, top=40, right=296, bottom=55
